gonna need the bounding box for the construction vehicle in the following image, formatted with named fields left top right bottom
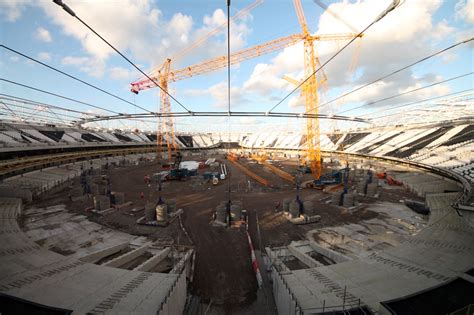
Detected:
left=167, top=168, right=189, bottom=180
left=298, top=164, right=312, bottom=174
left=162, top=152, right=198, bottom=180
left=161, top=152, right=181, bottom=169
left=203, top=171, right=220, bottom=180
left=303, top=168, right=347, bottom=189
left=172, top=152, right=182, bottom=169
left=153, top=171, right=169, bottom=182
left=386, top=175, right=402, bottom=186
left=376, top=172, right=402, bottom=186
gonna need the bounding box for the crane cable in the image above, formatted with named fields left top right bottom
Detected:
left=0, top=78, right=120, bottom=115
left=0, top=45, right=153, bottom=114
left=52, top=0, right=192, bottom=113
left=267, top=0, right=402, bottom=113
left=227, top=0, right=232, bottom=222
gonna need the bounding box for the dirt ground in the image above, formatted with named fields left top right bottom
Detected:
left=28, top=154, right=422, bottom=312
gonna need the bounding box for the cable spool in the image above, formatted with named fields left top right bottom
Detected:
left=156, top=203, right=168, bottom=221
left=230, top=204, right=241, bottom=219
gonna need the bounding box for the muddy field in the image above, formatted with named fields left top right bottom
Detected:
left=27, top=154, right=421, bottom=312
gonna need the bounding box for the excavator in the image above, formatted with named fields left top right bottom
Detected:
left=159, top=152, right=193, bottom=181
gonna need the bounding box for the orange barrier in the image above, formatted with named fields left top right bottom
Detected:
left=228, top=156, right=269, bottom=186
left=251, top=155, right=295, bottom=183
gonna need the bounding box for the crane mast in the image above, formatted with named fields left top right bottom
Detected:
left=294, top=0, right=321, bottom=179
left=156, top=59, right=178, bottom=164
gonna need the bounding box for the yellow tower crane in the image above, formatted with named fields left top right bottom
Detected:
left=130, top=0, right=362, bottom=175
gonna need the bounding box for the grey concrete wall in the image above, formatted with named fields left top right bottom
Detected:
left=159, top=272, right=186, bottom=315
left=79, top=243, right=128, bottom=263
left=170, top=249, right=193, bottom=275
left=309, top=241, right=351, bottom=263
left=0, top=186, right=32, bottom=202
left=272, top=269, right=298, bottom=315
left=459, top=208, right=474, bottom=228
left=265, top=247, right=291, bottom=273
left=134, top=248, right=171, bottom=272
left=288, top=244, right=319, bottom=268
left=104, top=244, right=149, bottom=268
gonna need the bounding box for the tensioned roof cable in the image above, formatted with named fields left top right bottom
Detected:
left=336, top=72, right=473, bottom=114
left=0, top=94, right=99, bottom=116
left=0, top=78, right=120, bottom=115
left=0, top=45, right=153, bottom=114
left=52, top=0, right=192, bottom=113
left=316, top=36, right=474, bottom=111
left=360, top=89, right=473, bottom=119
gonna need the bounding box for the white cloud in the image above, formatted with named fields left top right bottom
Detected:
left=454, top=29, right=474, bottom=49
left=37, top=52, right=51, bottom=62
left=201, top=8, right=251, bottom=50
left=108, top=66, right=136, bottom=81
left=185, top=82, right=245, bottom=108
left=35, top=27, right=52, bottom=43
left=243, top=63, right=287, bottom=95
left=0, top=0, right=32, bottom=22
left=166, top=12, right=193, bottom=46
left=432, top=19, right=455, bottom=40
left=455, top=0, right=474, bottom=23
left=37, top=0, right=162, bottom=61
left=61, top=55, right=105, bottom=78
left=238, top=117, right=257, bottom=124
left=38, top=1, right=251, bottom=70
left=9, top=56, right=19, bottom=62
left=208, top=82, right=244, bottom=108
left=238, top=0, right=457, bottom=112
left=288, top=94, right=304, bottom=109
left=397, top=81, right=450, bottom=99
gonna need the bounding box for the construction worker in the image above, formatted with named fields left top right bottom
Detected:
left=226, top=200, right=231, bottom=227
left=296, top=195, right=304, bottom=215
left=158, top=179, right=162, bottom=192
left=275, top=201, right=281, bottom=212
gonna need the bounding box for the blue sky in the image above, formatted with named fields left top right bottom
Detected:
left=0, top=0, right=473, bottom=133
